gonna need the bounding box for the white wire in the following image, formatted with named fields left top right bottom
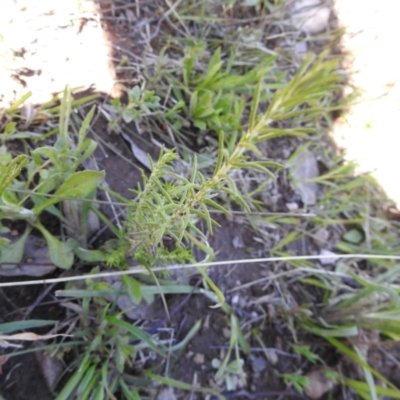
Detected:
left=0, top=253, right=399, bottom=288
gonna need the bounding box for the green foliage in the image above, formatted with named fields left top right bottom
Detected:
left=111, top=53, right=341, bottom=267
left=0, top=319, right=58, bottom=333
left=104, top=85, right=161, bottom=132
left=0, top=3, right=355, bottom=398
left=212, top=314, right=248, bottom=391
left=283, top=373, right=309, bottom=394
left=0, top=88, right=104, bottom=268
left=154, top=43, right=278, bottom=148
left=0, top=155, right=28, bottom=196
left=54, top=278, right=209, bottom=399
left=292, top=345, right=321, bottom=364
left=182, top=46, right=273, bottom=134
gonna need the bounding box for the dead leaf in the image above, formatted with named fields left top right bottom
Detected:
left=0, top=332, right=71, bottom=341
left=124, top=9, right=135, bottom=23
left=289, top=148, right=319, bottom=205
left=0, top=340, right=22, bottom=349
left=158, top=387, right=177, bottom=400
left=304, top=369, right=336, bottom=399
left=35, top=347, right=64, bottom=388
left=120, top=130, right=152, bottom=170
left=0, top=233, right=56, bottom=277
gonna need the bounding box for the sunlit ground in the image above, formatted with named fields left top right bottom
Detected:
left=333, top=0, right=400, bottom=205
left=0, top=0, right=115, bottom=106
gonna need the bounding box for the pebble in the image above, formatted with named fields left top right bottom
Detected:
left=186, top=351, right=194, bottom=359
left=250, top=355, right=267, bottom=372
left=286, top=202, right=299, bottom=211
left=313, top=227, right=329, bottom=245
left=193, top=353, right=205, bottom=364
left=319, top=249, right=340, bottom=265
left=266, top=349, right=279, bottom=366
left=222, top=327, right=231, bottom=339
left=291, top=0, right=331, bottom=34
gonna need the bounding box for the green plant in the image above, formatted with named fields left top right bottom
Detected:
left=103, top=85, right=161, bottom=133
left=0, top=88, right=104, bottom=269
left=54, top=278, right=216, bottom=399
left=1, top=2, right=373, bottom=397
left=48, top=49, right=342, bottom=398
left=212, top=314, right=249, bottom=391
left=180, top=46, right=273, bottom=134
left=54, top=306, right=167, bottom=400
left=112, top=53, right=340, bottom=264
left=292, top=344, right=322, bottom=364
left=283, top=372, right=309, bottom=395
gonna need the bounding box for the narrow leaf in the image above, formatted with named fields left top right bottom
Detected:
left=0, top=155, right=28, bottom=195
left=122, top=275, right=142, bottom=304
left=106, top=316, right=167, bottom=356
left=33, top=170, right=104, bottom=214
left=36, top=223, right=75, bottom=269
left=0, top=320, right=57, bottom=333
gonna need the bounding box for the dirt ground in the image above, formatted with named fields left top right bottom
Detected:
left=1, top=1, right=400, bottom=400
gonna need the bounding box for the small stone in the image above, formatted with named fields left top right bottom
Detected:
left=319, top=249, right=340, bottom=265
left=232, top=295, right=240, bottom=305
left=267, top=304, right=276, bottom=319
left=222, top=327, right=231, bottom=339
left=304, top=369, right=336, bottom=399
left=250, top=355, right=267, bottom=372
left=232, top=235, right=244, bottom=249
left=193, top=353, right=205, bottom=364
left=158, top=387, right=177, bottom=400
left=211, top=358, right=221, bottom=369
left=291, top=0, right=330, bottom=35
left=286, top=202, right=299, bottom=211
left=314, top=227, right=329, bottom=245
left=294, top=41, right=308, bottom=53
left=266, top=349, right=279, bottom=366
left=239, top=296, right=247, bottom=308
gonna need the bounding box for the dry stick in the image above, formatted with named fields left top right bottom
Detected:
left=0, top=254, right=399, bottom=288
